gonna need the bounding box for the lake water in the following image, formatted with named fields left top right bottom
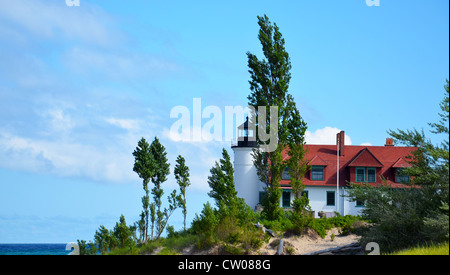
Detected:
left=0, top=243, right=71, bottom=255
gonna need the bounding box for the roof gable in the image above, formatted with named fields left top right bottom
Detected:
left=348, top=148, right=384, bottom=167
left=309, top=155, right=328, bottom=166
left=392, top=157, right=412, bottom=168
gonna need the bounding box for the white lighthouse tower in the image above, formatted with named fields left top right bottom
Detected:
left=232, top=117, right=263, bottom=210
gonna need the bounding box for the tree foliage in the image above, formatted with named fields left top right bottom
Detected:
left=148, top=137, right=171, bottom=239
left=347, top=79, right=449, bottom=252
left=207, top=148, right=237, bottom=211
left=133, top=136, right=181, bottom=241
left=113, top=214, right=136, bottom=249
left=247, top=14, right=308, bottom=221
left=174, top=155, right=191, bottom=232
left=193, top=149, right=259, bottom=252
left=132, top=137, right=154, bottom=242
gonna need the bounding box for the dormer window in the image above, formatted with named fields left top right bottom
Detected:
left=356, top=167, right=377, bottom=183
left=349, top=148, right=383, bottom=184
left=392, top=158, right=412, bottom=184
left=396, top=168, right=410, bottom=183
left=309, top=155, right=327, bottom=181
left=311, top=166, right=325, bottom=181
left=356, top=167, right=365, bottom=182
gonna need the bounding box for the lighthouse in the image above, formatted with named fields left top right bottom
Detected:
left=231, top=117, right=263, bottom=210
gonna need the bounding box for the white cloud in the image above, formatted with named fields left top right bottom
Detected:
left=163, top=126, right=205, bottom=144
left=62, top=47, right=180, bottom=81
left=305, top=126, right=352, bottom=145
left=0, top=0, right=213, bottom=190
left=44, top=109, right=74, bottom=134
left=105, top=118, right=140, bottom=131
left=360, top=142, right=373, bottom=146
left=0, top=0, right=118, bottom=46
left=0, top=133, right=137, bottom=183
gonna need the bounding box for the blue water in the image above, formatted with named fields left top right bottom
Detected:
left=0, top=243, right=71, bottom=255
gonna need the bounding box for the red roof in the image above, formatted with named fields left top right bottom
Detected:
left=280, top=144, right=417, bottom=188
left=309, top=155, right=328, bottom=166
left=348, top=148, right=383, bottom=167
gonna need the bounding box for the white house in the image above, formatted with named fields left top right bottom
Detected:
left=232, top=120, right=416, bottom=218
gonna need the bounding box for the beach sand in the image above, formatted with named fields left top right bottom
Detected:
left=176, top=227, right=360, bottom=255
left=257, top=227, right=360, bottom=255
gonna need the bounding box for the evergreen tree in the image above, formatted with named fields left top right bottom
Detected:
left=191, top=201, right=219, bottom=247
left=207, top=148, right=238, bottom=212
left=387, top=79, right=448, bottom=212
left=113, top=214, right=134, bottom=249
left=94, top=225, right=112, bottom=255
left=348, top=79, right=450, bottom=251
left=174, top=155, right=191, bottom=231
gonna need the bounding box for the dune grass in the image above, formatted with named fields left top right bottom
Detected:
left=135, top=232, right=199, bottom=255
left=390, top=242, right=449, bottom=255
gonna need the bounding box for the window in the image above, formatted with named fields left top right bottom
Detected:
left=282, top=191, right=291, bottom=208
left=282, top=167, right=291, bottom=180
left=396, top=168, right=410, bottom=183
left=356, top=167, right=365, bottom=182
left=367, top=168, right=376, bottom=183
left=356, top=167, right=377, bottom=183
left=311, top=166, right=325, bottom=181
left=356, top=200, right=365, bottom=207
left=326, top=191, right=335, bottom=206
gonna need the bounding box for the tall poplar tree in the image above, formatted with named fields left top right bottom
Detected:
left=149, top=137, right=171, bottom=239
left=132, top=137, right=155, bottom=242
left=174, top=155, right=191, bottom=231
left=247, top=15, right=307, bottom=220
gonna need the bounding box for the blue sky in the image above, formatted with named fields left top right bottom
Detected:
left=0, top=0, right=448, bottom=243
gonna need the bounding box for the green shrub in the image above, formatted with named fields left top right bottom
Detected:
left=191, top=202, right=219, bottom=248
left=163, top=232, right=198, bottom=252
left=347, top=182, right=448, bottom=252
left=259, top=212, right=294, bottom=234
left=308, top=215, right=361, bottom=238
left=222, top=244, right=244, bottom=255
left=157, top=247, right=179, bottom=255
left=215, top=215, right=239, bottom=243
left=108, top=246, right=139, bottom=255
left=192, top=197, right=265, bottom=251
left=309, top=219, right=327, bottom=238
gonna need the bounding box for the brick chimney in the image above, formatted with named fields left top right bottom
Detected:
left=336, top=131, right=345, bottom=156
left=385, top=138, right=394, bottom=146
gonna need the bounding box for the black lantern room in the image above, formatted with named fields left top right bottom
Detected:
left=234, top=117, right=257, bottom=147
